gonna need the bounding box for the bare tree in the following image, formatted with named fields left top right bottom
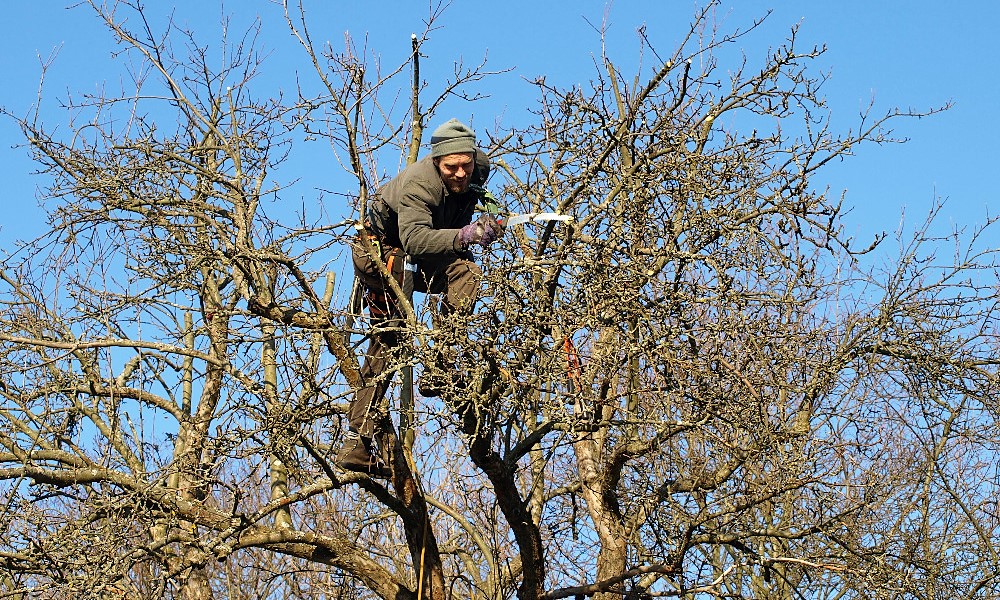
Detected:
left=2, top=1, right=999, bottom=600
left=471, top=6, right=1000, bottom=599
left=0, top=1, right=372, bottom=597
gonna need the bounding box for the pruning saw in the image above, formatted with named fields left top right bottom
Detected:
left=502, top=212, right=573, bottom=228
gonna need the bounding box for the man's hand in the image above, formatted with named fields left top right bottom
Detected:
left=477, top=213, right=503, bottom=245
left=458, top=214, right=504, bottom=249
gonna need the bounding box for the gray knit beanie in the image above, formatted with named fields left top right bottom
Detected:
left=430, top=118, right=477, bottom=158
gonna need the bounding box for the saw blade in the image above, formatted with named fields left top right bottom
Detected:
left=504, top=212, right=573, bottom=227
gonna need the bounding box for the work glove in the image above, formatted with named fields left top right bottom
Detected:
left=458, top=214, right=503, bottom=249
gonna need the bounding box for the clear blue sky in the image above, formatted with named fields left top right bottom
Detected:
left=1, top=1, right=997, bottom=249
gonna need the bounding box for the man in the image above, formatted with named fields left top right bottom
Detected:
left=336, top=118, right=503, bottom=477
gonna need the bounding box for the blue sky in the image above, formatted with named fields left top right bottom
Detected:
left=1, top=1, right=997, bottom=249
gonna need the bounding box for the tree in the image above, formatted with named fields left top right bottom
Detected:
left=2, top=1, right=1000, bottom=599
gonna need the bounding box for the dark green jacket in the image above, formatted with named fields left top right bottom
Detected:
left=368, top=151, right=489, bottom=260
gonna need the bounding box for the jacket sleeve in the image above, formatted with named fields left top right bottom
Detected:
left=396, top=176, right=465, bottom=258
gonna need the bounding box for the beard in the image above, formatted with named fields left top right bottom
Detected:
left=446, top=178, right=471, bottom=194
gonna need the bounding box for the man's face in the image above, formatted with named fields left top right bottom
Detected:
left=436, top=152, right=475, bottom=194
